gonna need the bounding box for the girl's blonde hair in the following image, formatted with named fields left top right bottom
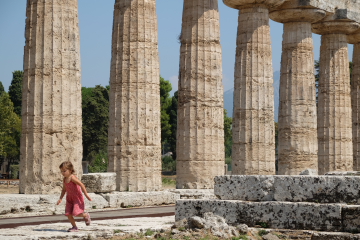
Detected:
left=59, top=161, right=75, bottom=174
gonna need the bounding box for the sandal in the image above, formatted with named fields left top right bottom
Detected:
left=67, top=226, right=79, bottom=232
left=84, top=212, right=91, bottom=226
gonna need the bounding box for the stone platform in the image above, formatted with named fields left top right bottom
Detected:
left=0, top=189, right=217, bottom=218
left=176, top=175, right=360, bottom=233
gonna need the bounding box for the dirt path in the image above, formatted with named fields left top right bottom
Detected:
left=0, top=184, right=19, bottom=194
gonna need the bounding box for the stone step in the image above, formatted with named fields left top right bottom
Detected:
left=214, top=175, right=360, bottom=204
left=175, top=199, right=360, bottom=233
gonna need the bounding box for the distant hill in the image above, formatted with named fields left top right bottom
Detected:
left=224, top=70, right=280, bottom=122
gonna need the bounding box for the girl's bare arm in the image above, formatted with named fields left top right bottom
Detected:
left=57, top=179, right=66, bottom=205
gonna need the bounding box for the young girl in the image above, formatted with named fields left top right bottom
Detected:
left=56, top=161, right=92, bottom=232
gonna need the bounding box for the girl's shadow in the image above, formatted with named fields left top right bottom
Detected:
left=34, top=228, right=68, bottom=232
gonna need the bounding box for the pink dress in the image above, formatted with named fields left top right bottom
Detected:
left=65, top=177, right=84, bottom=216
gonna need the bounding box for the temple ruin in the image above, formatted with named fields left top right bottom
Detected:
left=107, top=0, right=162, bottom=192
left=19, top=0, right=83, bottom=194
left=176, top=0, right=225, bottom=189
left=19, top=0, right=360, bottom=193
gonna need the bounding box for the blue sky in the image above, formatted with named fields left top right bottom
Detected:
left=0, top=1, right=354, bottom=96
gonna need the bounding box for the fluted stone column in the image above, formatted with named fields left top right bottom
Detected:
left=223, top=0, right=284, bottom=175
left=349, top=30, right=360, bottom=170
left=20, top=0, right=83, bottom=194
left=312, top=21, right=360, bottom=174
left=270, top=8, right=326, bottom=175
left=108, top=0, right=162, bottom=191
left=177, top=0, right=224, bottom=189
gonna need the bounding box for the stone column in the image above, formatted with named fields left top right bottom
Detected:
left=270, top=8, right=326, bottom=175
left=349, top=30, right=360, bottom=171
left=108, top=0, right=162, bottom=191
left=176, top=0, right=224, bottom=189
left=20, top=0, right=82, bottom=194
left=223, top=0, right=284, bottom=175
left=312, top=21, right=359, bottom=174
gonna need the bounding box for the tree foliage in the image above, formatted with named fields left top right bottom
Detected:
left=0, top=93, right=21, bottom=160
left=8, top=70, right=23, bottom=116
left=167, top=91, right=178, bottom=160
left=224, top=109, right=232, bottom=158
left=160, top=77, right=172, bottom=152
left=82, top=86, right=109, bottom=164
left=0, top=81, right=4, bottom=96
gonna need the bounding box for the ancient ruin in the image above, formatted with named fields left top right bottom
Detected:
left=229, top=0, right=279, bottom=175
left=225, top=0, right=360, bottom=175
left=107, top=0, right=162, bottom=192
left=270, top=4, right=323, bottom=175
left=19, top=0, right=83, bottom=194
left=176, top=0, right=225, bottom=189
left=176, top=175, right=360, bottom=233
left=350, top=29, right=360, bottom=171
left=313, top=21, right=358, bottom=174
left=17, top=0, right=360, bottom=193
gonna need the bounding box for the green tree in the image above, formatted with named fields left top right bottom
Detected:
left=0, top=93, right=21, bottom=160
left=0, top=81, right=4, bottom=96
left=167, top=91, right=178, bottom=160
left=8, top=70, right=23, bottom=116
left=160, top=77, right=172, bottom=153
left=82, top=85, right=109, bottom=166
left=224, top=109, right=232, bottom=158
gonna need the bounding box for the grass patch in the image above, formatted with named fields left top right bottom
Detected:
left=256, top=222, right=269, bottom=228
left=144, top=229, right=155, bottom=236
left=162, top=177, right=176, bottom=185
left=258, top=229, right=268, bottom=236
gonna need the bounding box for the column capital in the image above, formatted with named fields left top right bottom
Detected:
left=223, top=0, right=285, bottom=10
left=270, top=8, right=326, bottom=23
left=348, top=29, right=360, bottom=44
left=312, top=21, right=360, bottom=35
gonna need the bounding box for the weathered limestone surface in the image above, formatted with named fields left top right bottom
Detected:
left=214, top=175, right=360, bottom=204
left=177, top=0, right=224, bottom=189
left=215, top=175, right=275, bottom=201
left=325, top=171, right=360, bottom=176
left=81, top=173, right=116, bottom=193
left=312, top=21, right=359, bottom=174
left=20, top=0, right=83, bottom=194
left=101, top=191, right=180, bottom=208
left=108, top=0, right=162, bottom=192
left=170, top=189, right=217, bottom=199
left=0, top=191, right=180, bottom=218
left=225, top=0, right=284, bottom=175
left=349, top=30, right=360, bottom=171
left=176, top=200, right=344, bottom=231
left=270, top=5, right=324, bottom=175
left=0, top=193, right=107, bottom=217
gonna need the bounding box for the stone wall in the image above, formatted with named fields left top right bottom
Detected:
left=176, top=175, right=360, bottom=233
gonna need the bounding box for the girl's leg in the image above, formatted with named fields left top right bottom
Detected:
left=76, top=212, right=91, bottom=226
left=67, top=214, right=77, bottom=227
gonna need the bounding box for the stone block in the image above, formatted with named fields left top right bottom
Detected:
left=274, top=176, right=360, bottom=204
left=81, top=173, right=116, bottom=193
left=214, top=175, right=275, bottom=201
left=170, top=189, right=217, bottom=199
left=214, top=175, right=360, bottom=204
left=342, top=205, right=360, bottom=233
left=101, top=191, right=180, bottom=208
left=176, top=199, right=343, bottom=231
